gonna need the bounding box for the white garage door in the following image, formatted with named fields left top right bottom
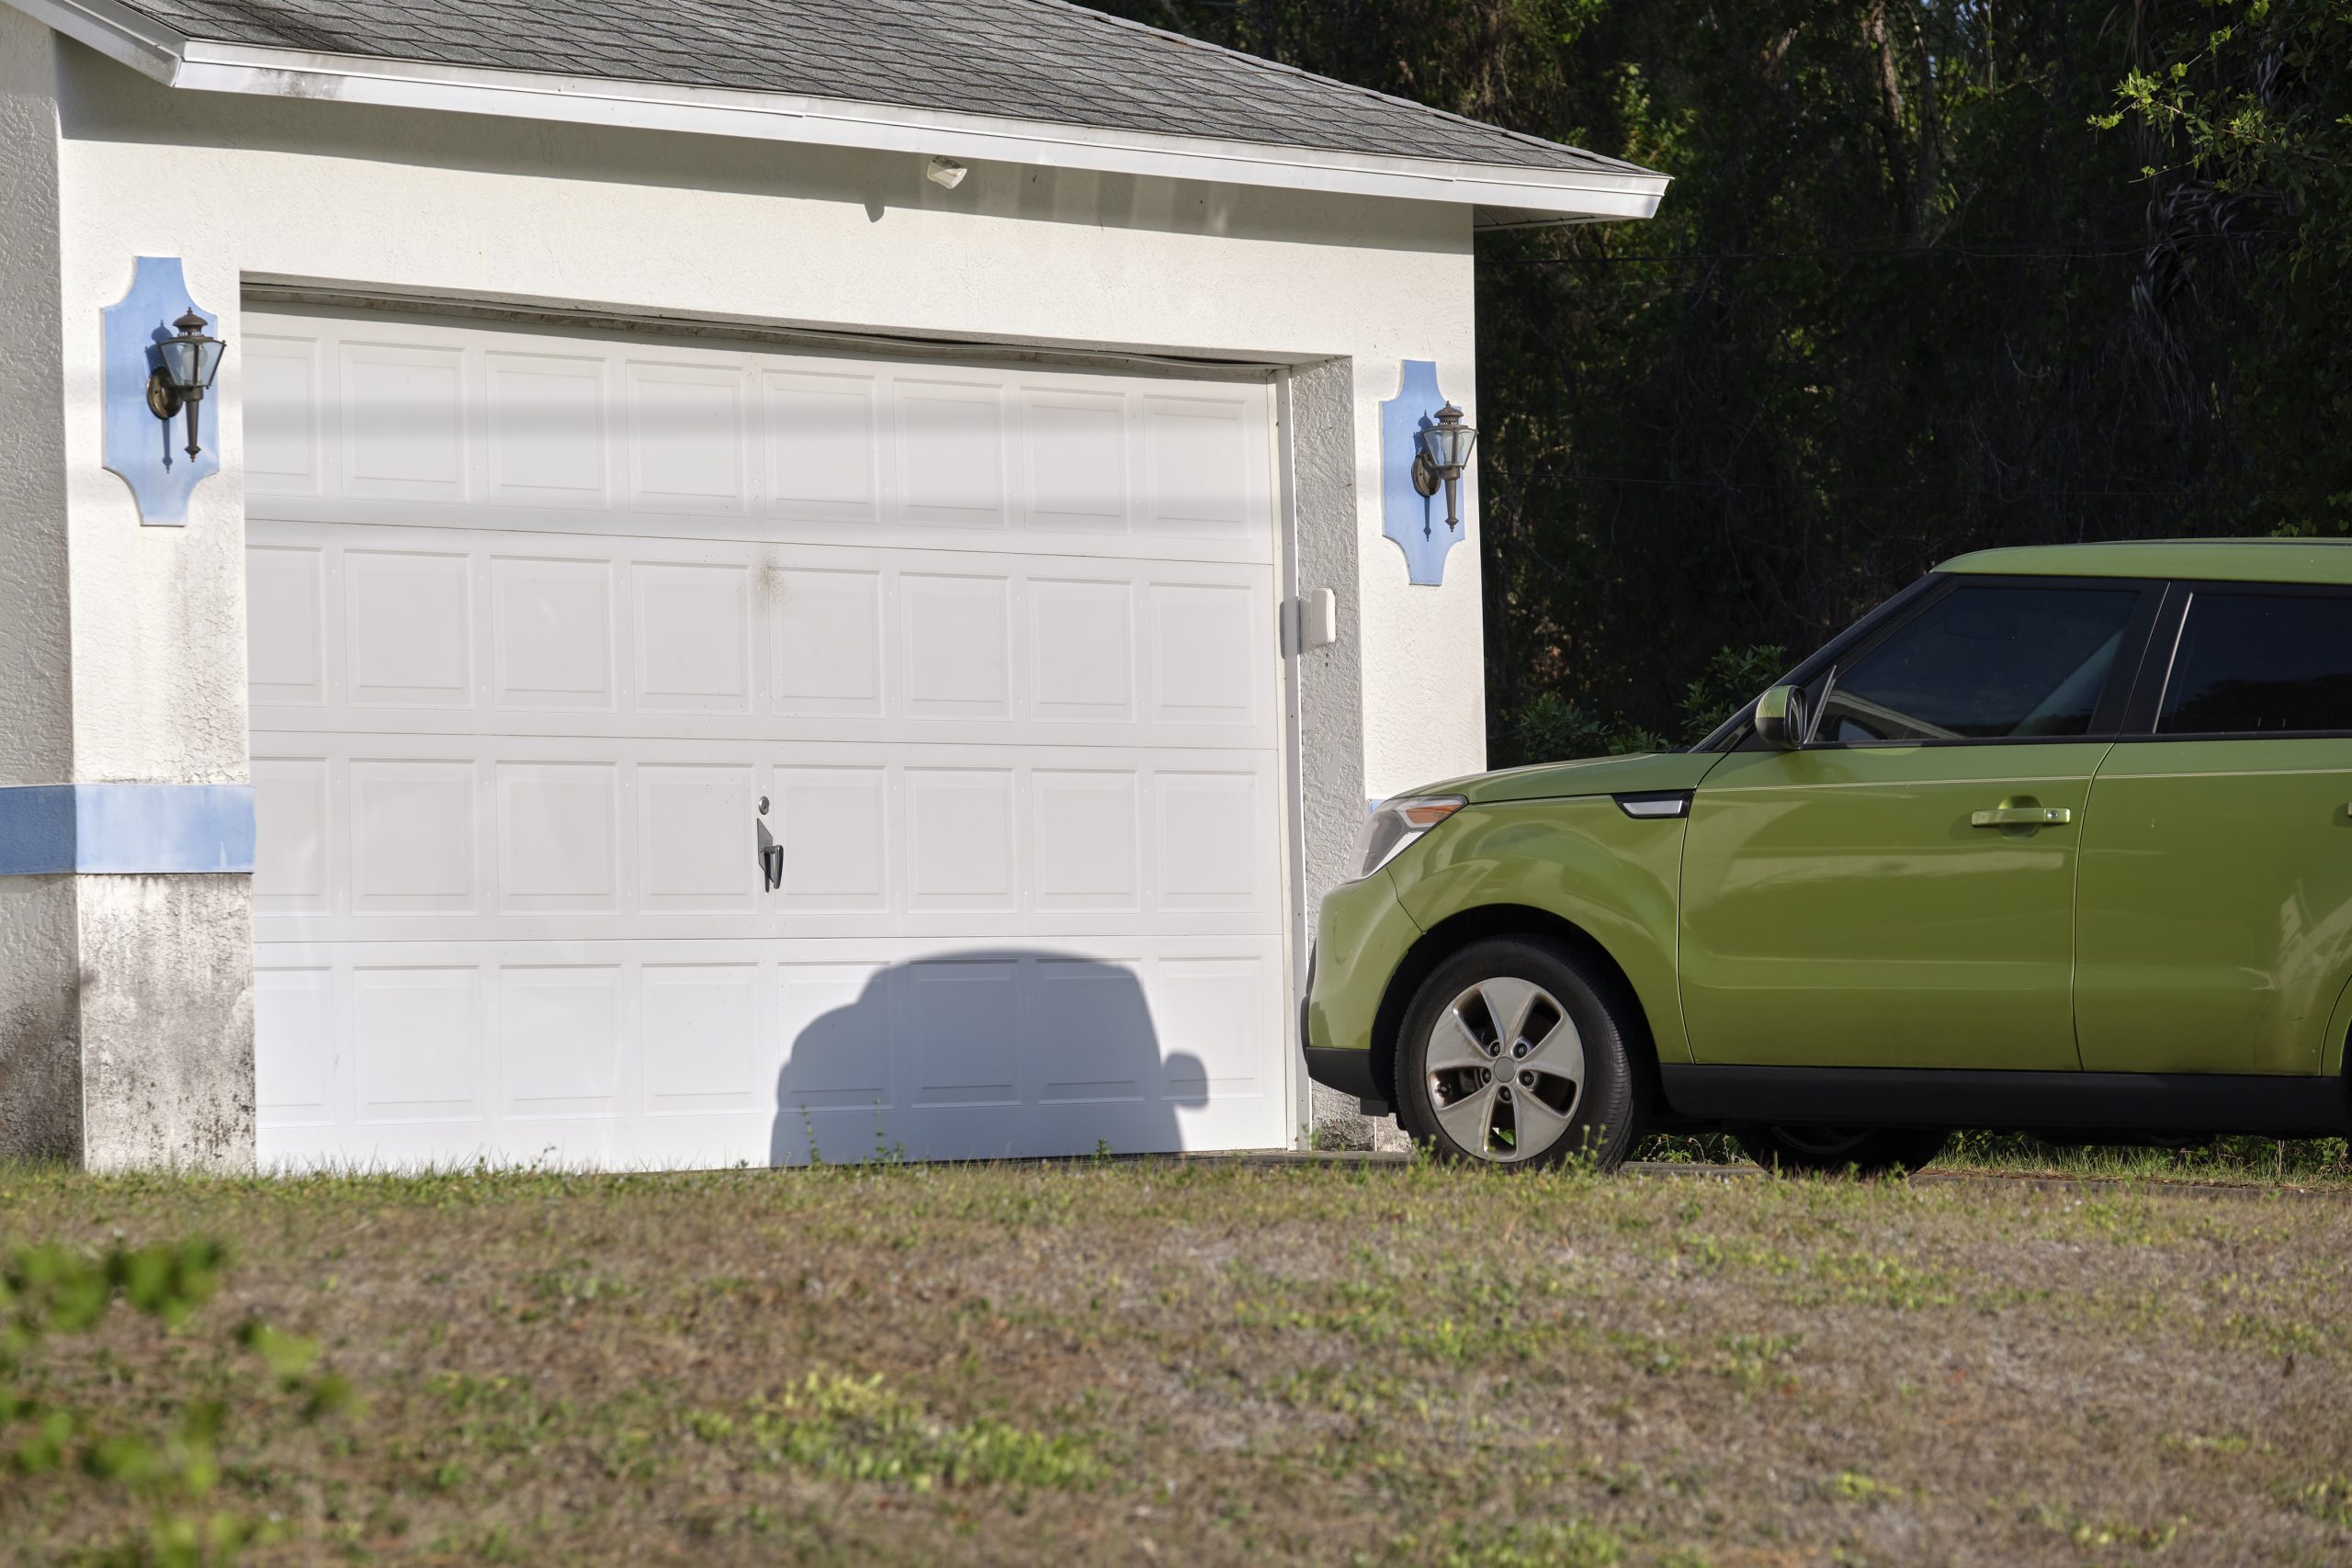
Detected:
left=242, top=308, right=1294, bottom=1169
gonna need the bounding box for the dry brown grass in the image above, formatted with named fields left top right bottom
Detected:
left=5, top=1156, right=2350, bottom=1565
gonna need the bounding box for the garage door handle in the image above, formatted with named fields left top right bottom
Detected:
left=760, top=842, right=784, bottom=891
left=1971, top=805, right=2071, bottom=828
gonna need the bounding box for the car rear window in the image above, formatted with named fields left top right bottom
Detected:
left=2158, top=589, right=2352, bottom=735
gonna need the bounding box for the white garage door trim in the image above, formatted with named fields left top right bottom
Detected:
left=243, top=305, right=1305, bottom=1169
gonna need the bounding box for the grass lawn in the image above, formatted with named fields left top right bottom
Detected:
left=6, top=1155, right=2351, bottom=1565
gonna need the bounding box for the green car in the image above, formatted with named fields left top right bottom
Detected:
left=1306, top=540, right=2352, bottom=1172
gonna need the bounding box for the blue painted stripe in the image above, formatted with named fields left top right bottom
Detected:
left=0, top=784, right=256, bottom=874
left=0, top=786, right=80, bottom=875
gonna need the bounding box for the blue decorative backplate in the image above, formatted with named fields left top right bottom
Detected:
left=1379, top=360, right=1465, bottom=587
left=102, top=255, right=220, bottom=527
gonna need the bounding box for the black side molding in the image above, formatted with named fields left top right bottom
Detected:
left=1659, top=1064, right=2352, bottom=1138
left=1303, top=1046, right=1389, bottom=1116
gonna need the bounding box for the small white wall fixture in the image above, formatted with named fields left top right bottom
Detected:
left=101, top=254, right=221, bottom=525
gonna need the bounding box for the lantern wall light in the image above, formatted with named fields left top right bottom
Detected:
left=1409, top=402, right=1477, bottom=534
left=146, top=309, right=227, bottom=459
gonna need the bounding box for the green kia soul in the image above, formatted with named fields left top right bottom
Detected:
left=1306, top=540, right=2352, bottom=1173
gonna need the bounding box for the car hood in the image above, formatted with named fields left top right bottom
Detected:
left=1410, top=750, right=1726, bottom=807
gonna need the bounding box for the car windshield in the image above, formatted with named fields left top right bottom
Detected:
left=1809, top=582, right=2140, bottom=743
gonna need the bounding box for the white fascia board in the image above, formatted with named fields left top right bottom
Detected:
left=174, top=45, right=1668, bottom=222
left=9, top=0, right=184, bottom=81
left=6, top=0, right=1666, bottom=223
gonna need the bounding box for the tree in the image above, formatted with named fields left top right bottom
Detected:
left=1097, top=1, right=2350, bottom=759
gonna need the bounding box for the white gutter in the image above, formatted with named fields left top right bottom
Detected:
left=11, top=0, right=1667, bottom=225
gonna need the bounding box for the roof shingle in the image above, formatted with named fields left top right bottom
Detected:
left=107, top=0, right=1651, bottom=175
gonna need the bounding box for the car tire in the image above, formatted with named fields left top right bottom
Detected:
left=1734, top=1125, right=1948, bottom=1178
left=1394, top=935, right=1645, bottom=1170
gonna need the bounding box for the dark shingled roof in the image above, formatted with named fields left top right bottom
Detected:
left=106, top=0, right=1654, bottom=176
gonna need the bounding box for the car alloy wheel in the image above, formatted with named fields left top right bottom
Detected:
left=1396, top=935, right=1644, bottom=1170
left=1424, top=976, right=1586, bottom=1163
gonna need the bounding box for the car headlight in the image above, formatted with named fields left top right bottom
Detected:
left=1345, top=795, right=1466, bottom=881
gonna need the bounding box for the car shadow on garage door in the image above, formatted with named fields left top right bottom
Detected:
left=772, top=952, right=1210, bottom=1166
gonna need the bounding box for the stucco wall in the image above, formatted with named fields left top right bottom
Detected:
left=0, top=9, right=82, bottom=1161
left=76, top=875, right=254, bottom=1170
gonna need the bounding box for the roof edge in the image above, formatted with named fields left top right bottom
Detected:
left=13, top=0, right=184, bottom=82
left=12, top=0, right=1666, bottom=224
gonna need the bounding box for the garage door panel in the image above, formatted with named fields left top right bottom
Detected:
left=778, top=961, right=891, bottom=1111
left=772, top=764, right=888, bottom=912
left=483, top=351, right=611, bottom=508
left=259, top=742, right=1279, bottom=940
left=339, top=341, right=466, bottom=501
left=251, top=309, right=1290, bottom=1170
left=1154, top=769, right=1272, bottom=912
left=254, top=742, right=1277, bottom=942
left=348, top=759, right=479, bottom=913
left=499, top=964, right=628, bottom=1118
left=639, top=764, right=759, bottom=913
left=353, top=964, right=484, bottom=1124
left=495, top=762, right=620, bottom=912
left=773, top=566, right=885, bottom=716
left=762, top=368, right=880, bottom=525
left=894, top=378, right=1006, bottom=528
left=256, top=936, right=1283, bottom=1168
left=252, top=707, right=1276, bottom=755
left=253, top=525, right=1272, bottom=748
left=642, top=962, right=763, bottom=1114
left=1030, top=957, right=1156, bottom=1103
left=246, top=546, right=329, bottom=705
left=899, top=572, right=1012, bottom=718
left=1029, top=578, right=1136, bottom=721
left=905, top=767, right=1019, bottom=912
left=243, top=334, right=323, bottom=494
left=625, top=360, right=746, bottom=513
left=1020, top=389, right=1131, bottom=535
left=254, top=966, right=335, bottom=1130
left=1142, top=394, right=1255, bottom=539
left=491, top=556, right=617, bottom=710
left=345, top=550, right=475, bottom=708
left=248, top=314, right=1273, bottom=563
left=1032, top=770, right=1141, bottom=913
left=905, top=959, right=1021, bottom=1108
left=635, top=562, right=752, bottom=713
left=252, top=756, right=332, bottom=914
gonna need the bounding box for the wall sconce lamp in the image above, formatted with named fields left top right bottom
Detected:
left=145, top=310, right=227, bottom=459
left=1410, top=402, right=1477, bottom=534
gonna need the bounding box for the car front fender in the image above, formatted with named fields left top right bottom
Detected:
left=1385, top=795, right=1695, bottom=1065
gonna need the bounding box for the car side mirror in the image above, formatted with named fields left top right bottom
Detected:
left=1755, top=682, right=1810, bottom=750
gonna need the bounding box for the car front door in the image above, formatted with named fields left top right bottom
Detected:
left=1679, top=577, right=2155, bottom=1070
left=2075, top=583, right=2352, bottom=1075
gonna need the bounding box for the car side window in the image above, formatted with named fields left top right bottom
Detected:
left=1809, top=582, right=2141, bottom=744
left=2158, top=589, right=2352, bottom=735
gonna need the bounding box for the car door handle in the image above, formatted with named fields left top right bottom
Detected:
left=1971, top=805, right=2072, bottom=828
